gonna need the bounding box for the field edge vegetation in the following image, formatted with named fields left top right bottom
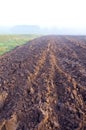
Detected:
left=0, top=34, right=40, bottom=55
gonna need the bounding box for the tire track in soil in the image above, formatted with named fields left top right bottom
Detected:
left=37, top=42, right=60, bottom=130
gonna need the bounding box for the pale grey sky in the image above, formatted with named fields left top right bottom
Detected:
left=0, top=0, right=86, bottom=28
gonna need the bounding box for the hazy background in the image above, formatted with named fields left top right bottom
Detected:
left=0, top=0, right=86, bottom=35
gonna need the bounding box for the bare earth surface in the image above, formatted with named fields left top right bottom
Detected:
left=0, top=35, right=86, bottom=130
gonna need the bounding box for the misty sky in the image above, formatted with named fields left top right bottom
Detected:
left=0, top=0, right=86, bottom=28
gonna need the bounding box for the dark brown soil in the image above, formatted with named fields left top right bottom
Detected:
left=0, top=35, right=86, bottom=130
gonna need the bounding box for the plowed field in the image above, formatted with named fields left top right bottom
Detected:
left=0, top=36, right=86, bottom=130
